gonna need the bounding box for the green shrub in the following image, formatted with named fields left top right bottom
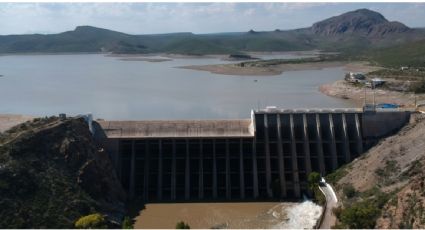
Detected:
left=313, top=186, right=326, bottom=206
left=339, top=201, right=380, bottom=228
left=122, top=216, right=133, bottom=229
left=74, top=213, right=107, bottom=229
left=308, top=171, right=321, bottom=190
left=342, top=184, right=357, bottom=198
left=176, top=221, right=190, bottom=229
left=326, top=167, right=348, bottom=185
left=412, top=80, right=425, bottom=94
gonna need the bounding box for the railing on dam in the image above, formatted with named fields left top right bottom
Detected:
left=94, top=108, right=410, bottom=202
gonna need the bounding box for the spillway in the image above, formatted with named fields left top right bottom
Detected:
left=94, top=108, right=410, bottom=201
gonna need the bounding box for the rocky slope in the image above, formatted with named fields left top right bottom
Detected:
left=0, top=117, right=125, bottom=228
left=328, top=113, right=425, bottom=228
left=311, top=9, right=410, bottom=38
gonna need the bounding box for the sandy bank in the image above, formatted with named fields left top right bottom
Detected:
left=0, top=114, right=34, bottom=133
left=319, top=80, right=425, bottom=107
left=179, top=61, right=378, bottom=76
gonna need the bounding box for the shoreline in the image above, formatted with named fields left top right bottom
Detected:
left=319, top=80, right=425, bottom=107
left=179, top=61, right=380, bottom=76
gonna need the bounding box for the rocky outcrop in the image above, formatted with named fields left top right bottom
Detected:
left=376, top=156, right=425, bottom=228
left=311, top=9, right=410, bottom=38
left=0, top=117, right=125, bottom=228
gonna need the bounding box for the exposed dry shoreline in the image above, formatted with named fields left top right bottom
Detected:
left=179, top=59, right=424, bottom=107
left=320, top=79, right=425, bottom=107
left=179, top=61, right=380, bottom=76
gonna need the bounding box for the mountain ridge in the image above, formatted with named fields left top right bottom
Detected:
left=311, top=9, right=411, bottom=38
left=0, top=8, right=424, bottom=55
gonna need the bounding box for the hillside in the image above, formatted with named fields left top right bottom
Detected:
left=0, top=9, right=424, bottom=57
left=327, top=113, right=425, bottom=228
left=365, top=39, right=425, bottom=67
left=312, top=9, right=410, bottom=38
left=0, top=117, right=126, bottom=228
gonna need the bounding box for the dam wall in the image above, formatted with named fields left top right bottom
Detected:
left=94, top=109, right=410, bottom=201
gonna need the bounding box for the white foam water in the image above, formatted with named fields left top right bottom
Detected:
left=271, top=201, right=323, bottom=229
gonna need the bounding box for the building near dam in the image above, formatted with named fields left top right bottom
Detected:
left=94, top=108, right=410, bottom=201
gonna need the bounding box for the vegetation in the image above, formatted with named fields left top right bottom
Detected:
left=307, top=171, right=321, bottom=189
left=74, top=213, right=108, bottom=229
left=175, top=221, right=190, bottom=229
left=307, top=172, right=326, bottom=205
left=339, top=200, right=380, bottom=228
left=122, top=216, right=133, bottom=229
left=342, top=184, right=357, bottom=199
left=325, top=165, right=349, bottom=185
left=334, top=186, right=392, bottom=228
left=0, top=118, right=125, bottom=228
left=412, top=80, right=425, bottom=94
left=366, top=39, right=425, bottom=68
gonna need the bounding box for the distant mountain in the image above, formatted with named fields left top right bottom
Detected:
left=0, top=8, right=424, bottom=57
left=311, top=9, right=410, bottom=38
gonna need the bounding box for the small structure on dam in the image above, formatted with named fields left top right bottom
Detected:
left=94, top=108, right=410, bottom=201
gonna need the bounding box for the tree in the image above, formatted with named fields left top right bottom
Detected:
left=342, top=184, right=357, bottom=198
left=74, top=213, right=108, bottom=229
left=122, top=216, right=133, bottom=229
left=176, top=221, right=190, bottom=229
left=308, top=171, right=321, bottom=190
left=339, top=201, right=380, bottom=228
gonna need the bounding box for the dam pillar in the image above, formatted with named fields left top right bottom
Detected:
left=185, top=139, right=190, bottom=200
left=226, top=139, right=231, bottom=200
left=212, top=139, right=218, bottom=199
left=171, top=140, right=176, bottom=200
left=341, top=114, right=351, bottom=163
left=328, top=114, right=338, bottom=170
left=355, top=113, right=363, bottom=155
left=129, top=140, right=136, bottom=199
left=315, top=114, right=326, bottom=175
left=239, top=139, right=245, bottom=199
left=290, top=114, right=301, bottom=198
left=157, top=140, right=163, bottom=201
left=199, top=140, right=204, bottom=200
left=302, top=114, right=312, bottom=176
left=117, top=141, right=122, bottom=181
left=276, top=114, right=287, bottom=198
left=264, top=114, right=273, bottom=198
left=252, top=138, right=259, bottom=198
left=144, top=140, right=150, bottom=201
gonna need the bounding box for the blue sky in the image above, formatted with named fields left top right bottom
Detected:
left=0, top=3, right=425, bottom=35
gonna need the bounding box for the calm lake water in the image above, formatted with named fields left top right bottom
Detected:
left=0, top=53, right=352, bottom=120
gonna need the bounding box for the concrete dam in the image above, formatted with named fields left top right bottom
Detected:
left=94, top=108, right=410, bottom=201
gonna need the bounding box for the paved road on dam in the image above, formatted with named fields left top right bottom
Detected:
left=319, top=181, right=338, bottom=229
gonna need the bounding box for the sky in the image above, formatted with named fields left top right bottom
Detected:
left=0, top=2, right=425, bottom=35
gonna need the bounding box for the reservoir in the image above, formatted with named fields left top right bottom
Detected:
left=0, top=53, right=352, bottom=120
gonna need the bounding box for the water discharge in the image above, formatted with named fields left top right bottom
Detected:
left=272, top=201, right=323, bottom=229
